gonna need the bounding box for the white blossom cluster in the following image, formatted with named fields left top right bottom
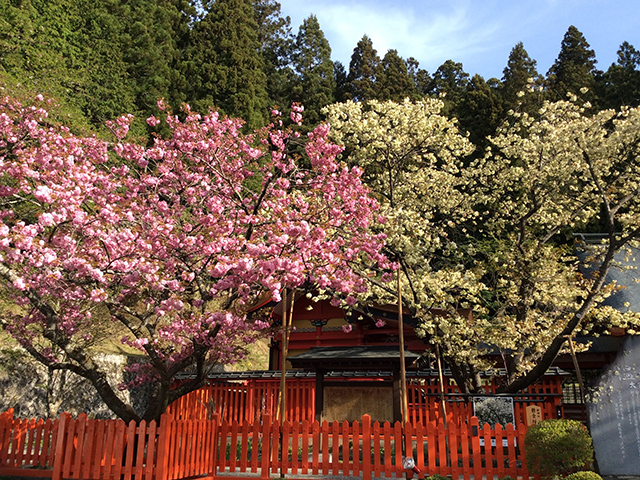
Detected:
left=325, top=96, right=640, bottom=393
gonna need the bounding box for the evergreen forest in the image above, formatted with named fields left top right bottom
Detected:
left=3, top=0, right=640, bottom=142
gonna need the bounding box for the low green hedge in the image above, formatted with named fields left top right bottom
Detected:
left=524, top=419, right=593, bottom=478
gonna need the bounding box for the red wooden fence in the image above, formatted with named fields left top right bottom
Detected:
left=167, top=378, right=316, bottom=423
left=0, top=408, right=166, bottom=479
left=167, top=376, right=562, bottom=424
left=212, top=414, right=539, bottom=480
left=1, top=408, right=541, bottom=480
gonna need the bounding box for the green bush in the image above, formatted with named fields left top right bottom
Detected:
left=524, top=419, right=593, bottom=478
left=565, top=472, right=602, bottom=480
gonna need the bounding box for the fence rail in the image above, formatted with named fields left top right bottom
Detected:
left=0, top=408, right=540, bottom=480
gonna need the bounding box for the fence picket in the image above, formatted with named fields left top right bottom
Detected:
left=78, top=417, right=94, bottom=480
left=181, top=419, right=190, bottom=478
left=191, top=419, right=200, bottom=476
left=459, top=417, right=471, bottom=479
left=505, top=423, right=517, bottom=477
left=281, top=420, right=290, bottom=475
left=449, top=421, right=460, bottom=477
left=353, top=418, right=360, bottom=477
left=228, top=419, right=238, bottom=471
left=481, top=422, right=493, bottom=480
left=291, top=419, right=300, bottom=474
left=237, top=420, right=247, bottom=472
left=415, top=421, right=425, bottom=476
left=191, top=420, right=202, bottom=476
left=320, top=420, right=329, bottom=475
left=470, top=417, right=483, bottom=480
left=404, top=422, right=415, bottom=479
left=440, top=420, right=451, bottom=476
left=51, top=414, right=67, bottom=480
left=91, top=420, right=105, bottom=480
left=516, top=420, right=529, bottom=479
left=24, top=418, right=38, bottom=465
left=12, top=418, right=25, bottom=467
left=146, top=420, right=158, bottom=480
left=271, top=419, right=281, bottom=476
left=311, top=420, right=320, bottom=475
left=301, top=419, right=309, bottom=474
left=383, top=421, right=392, bottom=478
left=0, top=409, right=12, bottom=466
left=258, top=414, right=269, bottom=477
left=394, top=421, right=403, bottom=477
left=133, top=420, right=147, bottom=480
left=372, top=420, right=381, bottom=479
left=341, top=420, right=349, bottom=476
left=426, top=419, right=436, bottom=474
left=0, top=409, right=538, bottom=480
left=0, top=411, right=12, bottom=466
left=103, top=418, right=116, bottom=479
left=495, top=423, right=505, bottom=478
left=34, top=419, right=48, bottom=467
left=362, top=415, right=371, bottom=480
left=122, top=419, right=137, bottom=480
left=329, top=420, right=340, bottom=475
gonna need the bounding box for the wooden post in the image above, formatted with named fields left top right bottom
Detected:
left=210, top=414, right=221, bottom=477
left=435, top=343, right=448, bottom=428
left=277, top=289, right=288, bottom=423
left=566, top=333, right=597, bottom=476
left=362, top=415, right=372, bottom=480
left=567, top=336, right=586, bottom=403
left=397, top=268, right=408, bottom=424
left=51, top=413, right=69, bottom=480
left=277, top=289, right=296, bottom=423
left=155, top=412, right=173, bottom=480
left=260, top=414, right=271, bottom=479
left=277, top=289, right=295, bottom=478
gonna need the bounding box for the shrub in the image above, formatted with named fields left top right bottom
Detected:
left=565, top=472, right=602, bottom=480
left=524, top=419, right=593, bottom=478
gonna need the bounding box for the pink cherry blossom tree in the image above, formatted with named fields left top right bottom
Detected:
left=0, top=96, right=389, bottom=422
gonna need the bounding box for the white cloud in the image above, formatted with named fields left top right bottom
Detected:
left=286, top=1, right=504, bottom=71
left=279, top=0, right=640, bottom=79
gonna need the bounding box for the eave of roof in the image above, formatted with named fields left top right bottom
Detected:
left=286, top=346, right=421, bottom=370
left=174, top=365, right=569, bottom=382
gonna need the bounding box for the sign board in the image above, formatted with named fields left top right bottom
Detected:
left=588, top=336, right=640, bottom=475
left=525, top=405, right=543, bottom=426
left=473, top=396, right=514, bottom=427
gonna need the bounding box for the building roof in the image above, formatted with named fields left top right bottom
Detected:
left=174, top=365, right=568, bottom=382
left=286, top=346, right=421, bottom=371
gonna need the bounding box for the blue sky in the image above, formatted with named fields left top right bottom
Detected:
left=278, top=0, right=640, bottom=80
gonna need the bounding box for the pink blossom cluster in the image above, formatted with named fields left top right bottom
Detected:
left=0, top=95, right=389, bottom=387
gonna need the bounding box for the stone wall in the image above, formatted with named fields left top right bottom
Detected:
left=0, top=347, right=137, bottom=419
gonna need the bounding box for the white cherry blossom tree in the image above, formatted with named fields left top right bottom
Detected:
left=325, top=96, right=640, bottom=394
